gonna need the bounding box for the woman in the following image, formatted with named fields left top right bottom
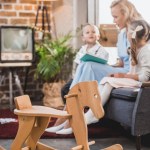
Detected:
left=46, top=0, right=143, bottom=135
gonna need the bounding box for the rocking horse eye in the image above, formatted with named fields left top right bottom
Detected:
left=78, top=88, right=81, bottom=92
left=94, top=94, right=98, bottom=99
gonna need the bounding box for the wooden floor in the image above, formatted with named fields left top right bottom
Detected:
left=0, top=137, right=150, bottom=150
left=0, top=100, right=150, bottom=150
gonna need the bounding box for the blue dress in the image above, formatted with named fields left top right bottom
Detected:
left=70, top=28, right=130, bottom=88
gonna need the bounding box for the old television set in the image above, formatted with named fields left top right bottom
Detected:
left=0, top=26, right=35, bottom=64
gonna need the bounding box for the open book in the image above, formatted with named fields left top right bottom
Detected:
left=80, top=52, right=108, bottom=64
left=80, top=47, right=109, bottom=64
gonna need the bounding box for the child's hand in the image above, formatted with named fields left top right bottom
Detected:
left=108, top=74, right=114, bottom=77
left=108, top=73, right=125, bottom=78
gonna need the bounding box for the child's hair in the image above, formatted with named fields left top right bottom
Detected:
left=128, top=20, right=150, bottom=65
left=81, top=23, right=100, bottom=36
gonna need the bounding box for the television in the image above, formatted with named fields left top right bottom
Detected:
left=0, top=26, right=35, bottom=63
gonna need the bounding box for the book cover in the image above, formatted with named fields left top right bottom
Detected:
left=80, top=53, right=107, bottom=64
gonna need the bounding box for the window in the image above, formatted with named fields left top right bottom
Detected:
left=99, top=0, right=150, bottom=24
left=98, top=0, right=150, bottom=65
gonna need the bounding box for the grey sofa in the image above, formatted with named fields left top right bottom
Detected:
left=105, top=82, right=150, bottom=150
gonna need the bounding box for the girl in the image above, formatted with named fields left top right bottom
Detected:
left=45, top=23, right=108, bottom=134
left=62, top=23, right=109, bottom=103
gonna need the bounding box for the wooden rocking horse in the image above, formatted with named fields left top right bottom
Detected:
left=11, top=81, right=123, bottom=150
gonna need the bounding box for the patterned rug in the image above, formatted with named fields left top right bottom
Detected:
left=0, top=108, right=126, bottom=139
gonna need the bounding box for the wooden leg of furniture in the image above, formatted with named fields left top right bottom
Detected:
left=11, top=116, right=35, bottom=150
left=67, top=96, right=94, bottom=150
left=136, top=136, right=141, bottom=150
left=70, top=114, right=92, bottom=150
left=102, top=144, right=123, bottom=150
left=25, top=116, right=51, bottom=150
left=36, top=142, right=56, bottom=150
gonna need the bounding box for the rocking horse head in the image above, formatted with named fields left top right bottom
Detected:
left=65, top=81, right=104, bottom=120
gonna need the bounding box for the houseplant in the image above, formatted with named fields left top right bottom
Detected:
left=35, top=32, right=75, bottom=109
left=35, top=33, right=75, bottom=81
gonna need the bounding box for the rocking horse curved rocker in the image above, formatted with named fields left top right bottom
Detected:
left=11, top=81, right=123, bottom=150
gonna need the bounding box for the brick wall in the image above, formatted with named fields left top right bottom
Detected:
left=0, top=0, right=52, bottom=28
left=0, top=0, right=52, bottom=103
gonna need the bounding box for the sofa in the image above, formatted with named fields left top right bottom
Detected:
left=105, top=82, right=150, bottom=150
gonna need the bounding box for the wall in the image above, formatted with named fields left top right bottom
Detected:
left=0, top=0, right=37, bottom=26
left=0, top=0, right=75, bottom=104
left=0, top=0, right=117, bottom=106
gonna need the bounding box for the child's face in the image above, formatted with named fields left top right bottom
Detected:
left=82, top=25, right=100, bottom=45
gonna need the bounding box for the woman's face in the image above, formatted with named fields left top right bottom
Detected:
left=111, top=5, right=127, bottom=29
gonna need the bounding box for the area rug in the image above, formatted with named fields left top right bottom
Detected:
left=0, top=108, right=126, bottom=139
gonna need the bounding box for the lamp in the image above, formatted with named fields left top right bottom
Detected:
left=35, top=0, right=58, bottom=34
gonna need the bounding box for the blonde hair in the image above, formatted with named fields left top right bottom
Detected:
left=110, top=0, right=142, bottom=27
left=81, top=23, right=100, bottom=36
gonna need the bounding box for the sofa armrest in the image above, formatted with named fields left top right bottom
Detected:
left=141, top=81, right=150, bottom=87
left=132, top=86, right=150, bottom=136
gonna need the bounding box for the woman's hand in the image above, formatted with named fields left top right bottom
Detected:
left=111, top=58, right=124, bottom=67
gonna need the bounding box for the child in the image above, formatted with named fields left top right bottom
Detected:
left=61, top=23, right=109, bottom=104
left=46, top=23, right=108, bottom=134
left=85, top=19, right=150, bottom=124
left=74, top=23, right=109, bottom=65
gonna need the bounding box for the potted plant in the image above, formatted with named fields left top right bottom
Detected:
left=35, top=33, right=75, bottom=109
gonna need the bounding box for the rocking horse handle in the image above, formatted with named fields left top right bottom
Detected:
left=64, top=93, right=78, bottom=99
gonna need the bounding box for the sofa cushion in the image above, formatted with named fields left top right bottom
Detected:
left=110, top=88, right=139, bottom=102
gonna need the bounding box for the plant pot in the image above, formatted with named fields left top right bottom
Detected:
left=42, top=81, right=65, bottom=110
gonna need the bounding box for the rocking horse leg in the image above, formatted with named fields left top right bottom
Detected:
left=71, top=115, right=94, bottom=150
left=26, top=117, right=54, bottom=150
left=67, top=98, right=90, bottom=150
left=102, top=144, right=123, bottom=150
left=11, top=116, right=35, bottom=150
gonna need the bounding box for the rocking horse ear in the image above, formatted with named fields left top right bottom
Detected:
left=14, top=95, right=32, bottom=110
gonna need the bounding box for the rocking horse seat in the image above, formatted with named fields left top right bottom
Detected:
left=14, top=94, right=71, bottom=119
left=14, top=106, right=71, bottom=118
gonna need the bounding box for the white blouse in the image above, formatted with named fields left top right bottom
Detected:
left=74, top=43, right=109, bottom=65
